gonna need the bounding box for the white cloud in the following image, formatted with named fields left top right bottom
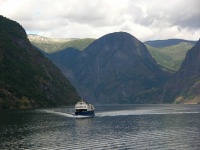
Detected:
left=0, top=0, right=199, bottom=41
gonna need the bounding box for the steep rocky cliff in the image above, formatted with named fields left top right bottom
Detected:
left=0, top=16, right=80, bottom=109
left=161, top=39, right=200, bottom=104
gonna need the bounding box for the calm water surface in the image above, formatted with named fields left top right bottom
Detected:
left=0, top=104, right=200, bottom=149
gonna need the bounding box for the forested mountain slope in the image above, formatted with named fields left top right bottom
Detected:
left=0, top=16, right=80, bottom=109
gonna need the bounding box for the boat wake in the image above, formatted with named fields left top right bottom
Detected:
left=40, top=110, right=93, bottom=118
left=39, top=108, right=199, bottom=118
left=95, top=109, right=200, bottom=117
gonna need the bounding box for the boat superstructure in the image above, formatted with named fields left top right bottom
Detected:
left=75, top=99, right=95, bottom=117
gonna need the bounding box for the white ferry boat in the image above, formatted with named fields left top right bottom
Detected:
left=75, top=99, right=95, bottom=117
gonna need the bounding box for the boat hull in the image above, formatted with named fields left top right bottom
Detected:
left=75, top=111, right=95, bottom=117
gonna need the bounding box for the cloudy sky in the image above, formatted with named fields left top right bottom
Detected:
left=0, top=0, right=199, bottom=41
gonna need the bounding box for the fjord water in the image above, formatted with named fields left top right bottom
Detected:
left=0, top=105, right=200, bottom=149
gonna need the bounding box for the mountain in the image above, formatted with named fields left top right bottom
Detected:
left=47, top=48, right=81, bottom=80
left=0, top=16, right=80, bottom=109
left=28, top=32, right=199, bottom=104
left=145, top=40, right=196, bottom=71
left=30, top=35, right=196, bottom=72
left=161, top=39, right=200, bottom=104
left=28, top=34, right=95, bottom=53
left=64, top=32, right=171, bottom=104
left=144, top=39, right=196, bottom=48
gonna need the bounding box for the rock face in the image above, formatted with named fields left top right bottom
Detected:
left=0, top=16, right=80, bottom=109
left=161, top=39, right=200, bottom=104
left=65, top=32, right=170, bottom=103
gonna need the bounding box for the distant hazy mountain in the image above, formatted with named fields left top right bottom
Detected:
left=0, top=16, right=80, bottom=109
left=64, top=32, right=171, bottom=104
left=161, top=39, right=200, bottom=104
left=28, top=34, right=95, bottom=53
left=144, top=39, right=196, bottom=48
left=145, top=40, right=196, bottom=71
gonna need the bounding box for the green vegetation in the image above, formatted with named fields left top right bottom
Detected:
left=65, top=38, right=95, bottom=51
left=0, top=16, right=80, bottom=109
left=146, top=42, right=194, bottom=71
left=30, top=36, right=95, bottom=53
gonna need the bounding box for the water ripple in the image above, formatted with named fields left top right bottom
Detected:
left=0, top=105, right=200, bottom=149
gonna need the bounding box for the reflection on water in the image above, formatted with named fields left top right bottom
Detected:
left=0, top=105, right=200, bottom=149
